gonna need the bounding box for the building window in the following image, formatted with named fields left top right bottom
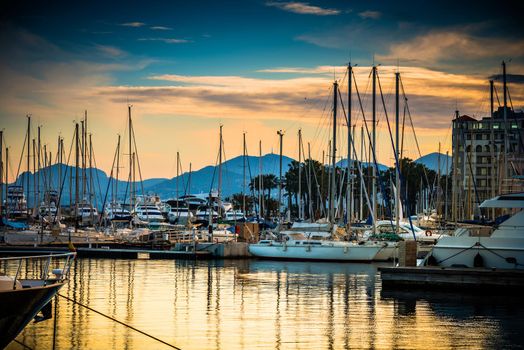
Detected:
left=475, top=145, right=482, bottom=152
left=493, top=123, right=500, bottom=129
left=511, top=123, right=518, bottom=129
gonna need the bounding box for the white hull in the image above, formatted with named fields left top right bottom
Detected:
left=249, top=241, right=382, bottom=261
left=430, top=237, right=524, bottom=269
left=373, top=244, right=398, bottom=261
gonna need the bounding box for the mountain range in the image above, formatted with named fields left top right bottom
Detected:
left=9, top=152, right=448, bottom=208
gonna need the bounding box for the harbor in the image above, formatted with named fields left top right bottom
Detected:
left=1, top=0, right=524, bottom=348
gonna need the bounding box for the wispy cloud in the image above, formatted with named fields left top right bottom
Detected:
left=266, top=1, right=340, bottom=15
left=150, top=26, right=172, bottom=31
left=138, top=38, right=191, bottom=44
left=377, top=30, right=524, bottom=70
left=120, top=22, right=146, bottom=27
left=95, top=45, right=127, bottom=58
left=358, top=10, right=381, bottom=19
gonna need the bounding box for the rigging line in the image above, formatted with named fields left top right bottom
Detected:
left=98, top=137, right=119, bottom=227
left=89, top=139, right=103, bottom=212
left=130, top=122, right=146, bottom=199
left=493, top=84, right=501, bottom=108
left=13, top=339, right=33, bottom=350
left=15, top=127, right=28, bottom=184
left=507, top=86, right=524, bottom=153
left=53, top=126, right=76, bottom=223
left=58, top=294, right=181, bottom=350
left=399, top=76, right=431, bottom=186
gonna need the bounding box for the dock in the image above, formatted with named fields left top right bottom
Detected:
left=0, top=246, right=211, bottom=260
left=379, top=266, right=524, bottom=292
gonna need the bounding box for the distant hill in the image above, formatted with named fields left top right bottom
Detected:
left=10, top=152, right=447, bottom=207
left=414, top=152, right=452, bottom=174
left=336, top=159, right=388, bottom=172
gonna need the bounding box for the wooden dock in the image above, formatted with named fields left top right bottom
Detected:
left=0, top=246, right=211, bottom=260
left=379, top=266, right=524, bottom=292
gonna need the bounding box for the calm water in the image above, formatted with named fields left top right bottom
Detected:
left=9, top=258, right=524, bottom=350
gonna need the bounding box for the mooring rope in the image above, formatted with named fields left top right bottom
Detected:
left=58, top=294, right=181, bottom=349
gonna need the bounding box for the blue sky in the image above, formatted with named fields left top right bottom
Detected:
left=0, top=0, right=522, bottom=178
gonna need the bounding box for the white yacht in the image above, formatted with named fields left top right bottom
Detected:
left=425, top=193, right=524, bottom=269
left=165, top=199, right=192, bottom=225
left=224, top=210, right=246, bottom=222
left=249, top=231, right=385, bottom=261
left=75, top=201, right=98, bottom=225
left=133, top=204, right=165, bottom=223
left=104, top=202, right=132, bottom=222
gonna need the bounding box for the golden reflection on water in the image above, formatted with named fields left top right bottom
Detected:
left=8, top=259, right=524, bottom=349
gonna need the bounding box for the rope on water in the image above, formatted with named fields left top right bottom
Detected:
left=58, top=294, right=181, bottom=350
left=13, top=339, right=33, bottom=350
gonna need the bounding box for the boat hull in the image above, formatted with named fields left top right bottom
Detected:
left=430, top=237, right=524, bottom=269
left=248, top=242, right=381, bottom=261
left=0, top=281, right=65, bottom=348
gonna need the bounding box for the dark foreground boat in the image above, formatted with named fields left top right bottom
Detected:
left=0, top=252, right=76, bottom=349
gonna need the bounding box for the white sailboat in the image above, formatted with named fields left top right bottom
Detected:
left=249, top=79, right=383, bottom=262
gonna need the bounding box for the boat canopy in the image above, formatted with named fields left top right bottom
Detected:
left=480, top=193, right=524, bottom=209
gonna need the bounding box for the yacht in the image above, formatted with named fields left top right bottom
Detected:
left=224, top=210, right=246, bottom=222
left=0, top=252, right=76, bottom=348
left=3, top=185, right=28, bottom=219
left=425, top=193, right=524, bottom=269
left=165, top=199, right=192, bottom=225
left=133, top=204, right=165, bottom=223
left=104, top=202, right=132, bottom=222
left=75, top=201, right=99, bottom=225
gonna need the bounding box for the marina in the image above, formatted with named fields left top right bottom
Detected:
left=1, top=0, right=523, bottom=348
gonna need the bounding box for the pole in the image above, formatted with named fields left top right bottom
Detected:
left=74, top=123, right=79, bottom=232
left=330, top=80, right=338, bottom=226
left=298, top=129, right=302, bottom=220
left=128, top=105, right=133, bottom=209
left=502, top=61, right=508, bottom=180
left=395, top=72, right=400, bottom=235
left=307, top=142, right=313, bottom=219
left=26, top=115, right=31, bottom=221
left=0, top=131, right=3, bottom=218
left=360, top=126, right=364, bottom=221
left=5, top=147, right=9, bottom=219
left=242, top=132, right=246, bottom=215
left=372, top=66, right=377, bottom=233
left=115, top=135, right=120, bottom=203
left=277, top=130, right=284, bottom=228
left=347, top=63, right=352, bottom=228
left=258, top=140, right=262, bottom=219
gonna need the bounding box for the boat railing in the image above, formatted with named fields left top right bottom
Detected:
left=1, top=252, right=76, bottom=288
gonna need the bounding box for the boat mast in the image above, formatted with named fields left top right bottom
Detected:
left=395, top=72, right=400, bottom=236
left=490, top=79, right=495, bottom=219
left=128, top=105, right=133, bottom=209
left=37, top=126, right=41, bottom=211
left=74, top=122, right=79, bottom=232
left=188, top=162, right=192, bottom=195
left=176, top=151, right=180, bottom=218
left=5, top=147, right=9, bottom=218
left=360, top=126, right=364, bottom=221
left=330, top=80, right=338, bottom=227
left=243, top=132, right=246, bottom=215
left=26, top=115, right=30, bottom=221
left=217, top=125, right=223, bottom=217
left=115, top=134, right=120, bottom=203
left=372, top=66, right=377, bottom=234
left=307, top=142, right=313, bottom=220
left=277, top=130, right=284, bottom=228
left=258, top=140, right=262, bottom=219
left=347, top=63, right=352, bottom=228
left=298, top=128, right=302, bottom=220
left=502, top=61, right=508, bottom=180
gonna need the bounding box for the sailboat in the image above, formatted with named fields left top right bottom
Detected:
left=249, top=79, right=384, bottom=261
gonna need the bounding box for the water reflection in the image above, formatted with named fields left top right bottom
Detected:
left=8, top=259, right=524, bottom=349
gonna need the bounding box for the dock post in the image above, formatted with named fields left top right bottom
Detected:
left=399, top=241, right=417, bottom=267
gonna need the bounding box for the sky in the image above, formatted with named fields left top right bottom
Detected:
left=0, top=0, right=523, bottom=180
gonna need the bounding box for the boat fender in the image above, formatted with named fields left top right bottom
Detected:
left=473, top=252, right=484, bottom=268
left=425, top=230, right=432, bottom=237
left=426, top=255, right=437, bottom=266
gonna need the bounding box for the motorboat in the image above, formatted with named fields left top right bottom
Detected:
left=224, top=210, right=246, bottom=222
left=0, top=252, right=76, bottom=348
left=363, top=220, right=442, bottom=243
left=133, top=204, right=165, bottom=223
left=425, top=193, right=524, bottom=269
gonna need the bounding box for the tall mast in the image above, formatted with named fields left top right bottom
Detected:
left=128, top=105, right=133, bottom=208
left=395, top=72, right=400, bottom=235
left=115, top=135, right=120, bottom=202
left=37, top=126, right=41, bottom=209
left=26, top=115, right=31, bottom=220
left=490, top=80, right=495, bottom=218
left=218, top=125, right=223, bottom=214
left=347, top=62, right=352, bottom=227
left=258, top=140, right=262, bottom=219
left=298, top=128, right=302, bottom=220
left=242, top=132, right=246, bottom=214
left=307, top=142, right=312, bottom=219
left=188, top=162, right=192, bottom=195
left=176, top=151, right=180, bottom=219
left=5, top=147, right=8, bottom=218
left=371, top=66, right=377, bottom=234
left=360, top=126, right=364, bottom=221
left=32, top=139, right=36, bottom=212
left=74, top=122, right=79, bottom=231
left=330, top=80, right=338, bottom=226
left=277, top=130, right=284, bottom=228
left=89, top=134, right=94, bottom=222
left=502, top=61, right=508, bottom=179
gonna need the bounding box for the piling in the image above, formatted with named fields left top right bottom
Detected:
left=399, top=241, right=417, bottom=267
